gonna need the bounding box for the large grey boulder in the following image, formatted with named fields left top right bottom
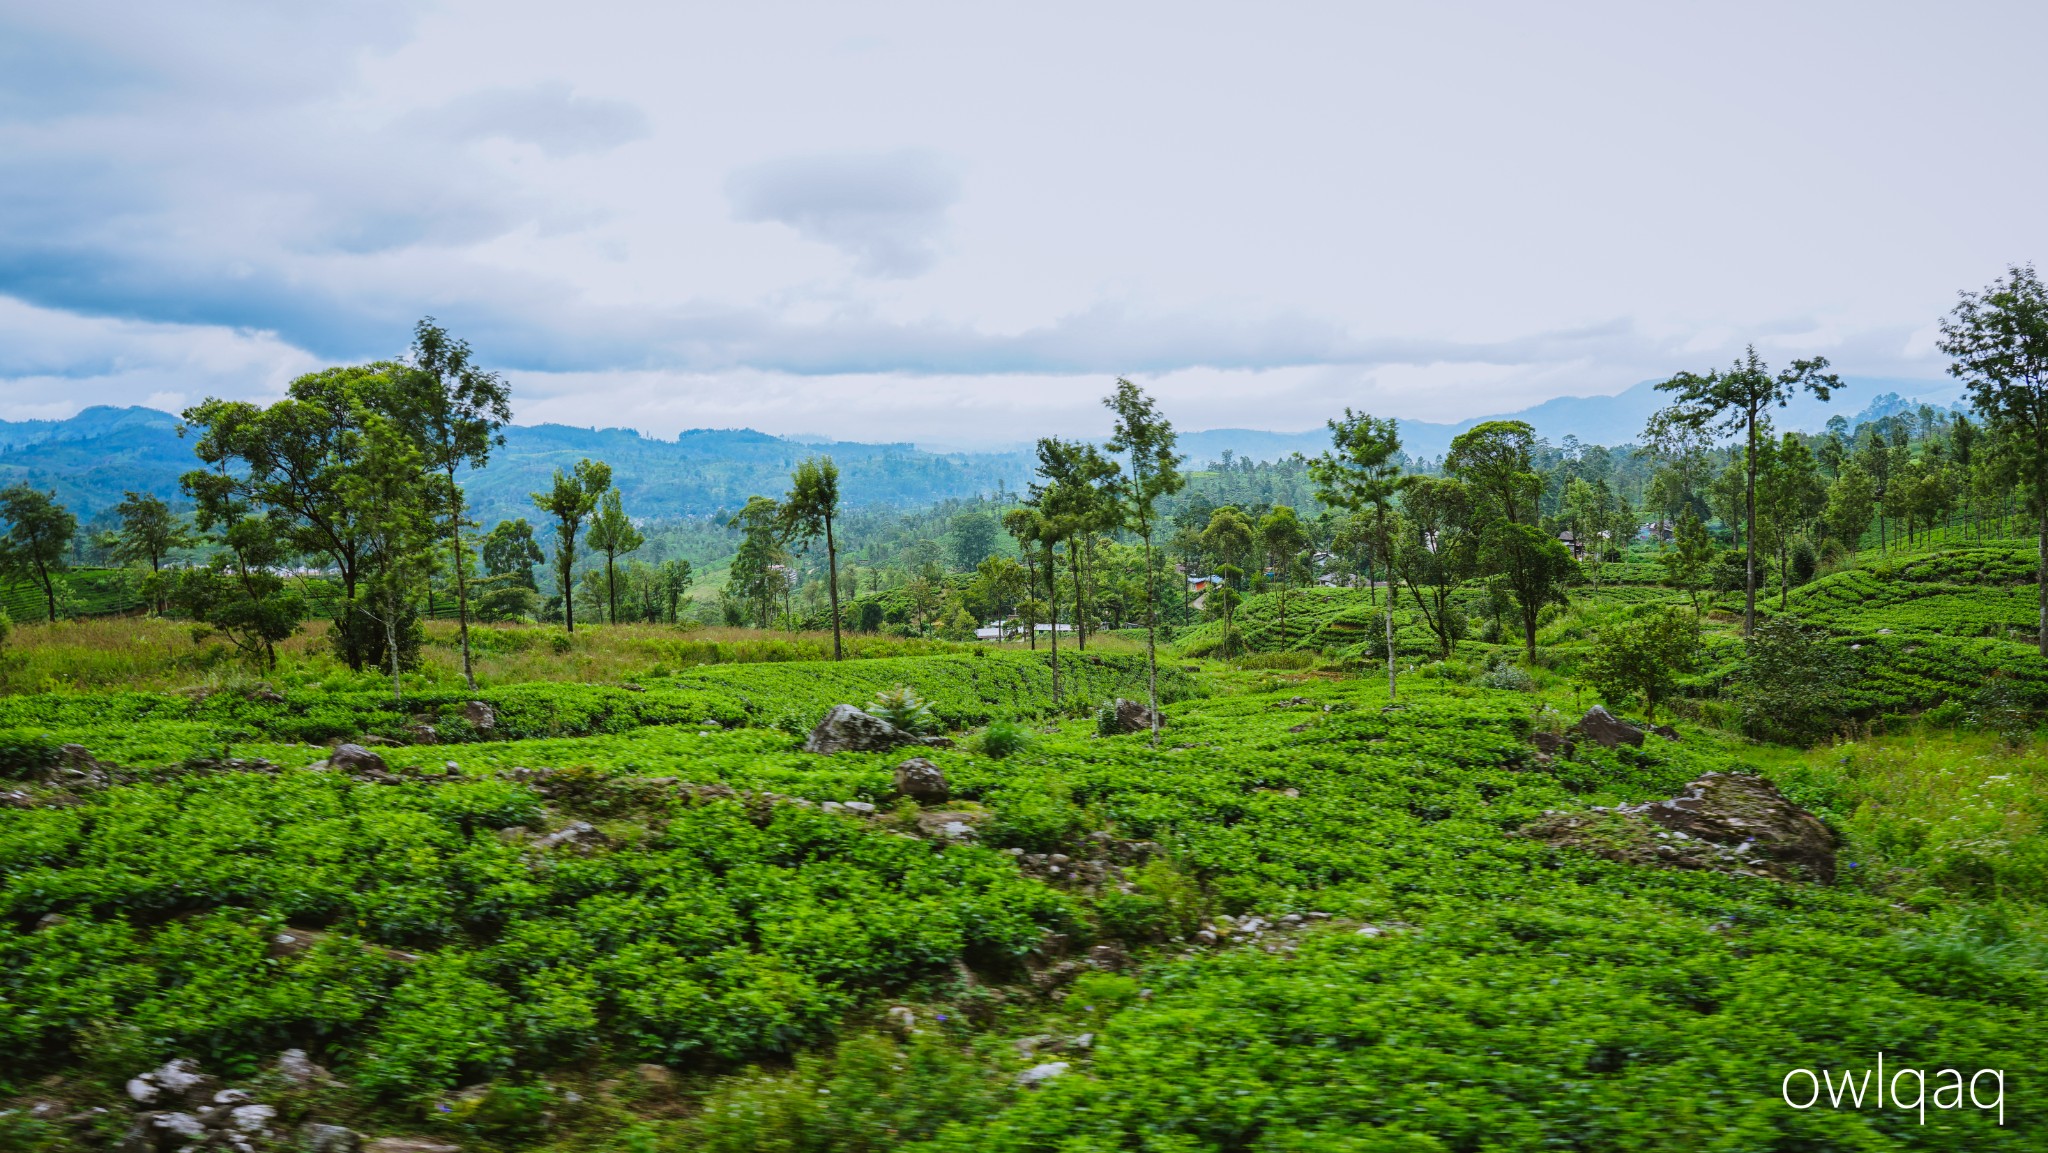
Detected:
left=328, top=744, right=388, bottom=774
left=803, top=705, right=922, bottom=755
left=1570, top=706, right=1644, bottom=748
left=1105, top=699, right=1163, bottom=735
left=463, top=701, right=497, bottom=732
left=1520, top=771, right=1837, bottom=883
left=893, top=757, right=950, bottom=804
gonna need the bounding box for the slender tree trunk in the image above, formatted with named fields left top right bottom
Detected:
left=36, top=559, right=55, bottom=622
left=447, top=471, right=477, bottom=690
left=2038, top=502, right=2047, bottom=659
left=387, top=590, right=403, bottom=706
left=1143, top=533, right=1162, bottom=744
left=1047, top=542, right=1061, bottom=705
left=1071, top=536, right=1087, bottom=651
left=1386, top=601, right=1398, bottom=701
left=605, top=554, right=617, bottom=625
left=1743, top=416, right=1757, bottom=636
left=560, top=545, right=575, bottom=634
left=825, top=514, right=842, bottom=660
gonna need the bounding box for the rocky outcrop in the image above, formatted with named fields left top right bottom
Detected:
left=802, top=705, right=924, bottom=754
left=463, top=701, right=497, bottom=733
left=1520, top=771, right=1837, bottom=882
left=1570, top=706, right=1643, bottom=748
left=1104, top=698, right=1163, bottom=735
left=893, top=757, right=950, bottom=804
left=327, top=744, right=388, bottom=775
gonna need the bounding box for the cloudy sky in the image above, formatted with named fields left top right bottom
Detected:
left=1, top=1, right=2040, bottom=446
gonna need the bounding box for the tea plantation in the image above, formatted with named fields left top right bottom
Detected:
left=2, top=573, right=2045, bottom=1151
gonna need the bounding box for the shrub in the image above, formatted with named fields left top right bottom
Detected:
left=1474, top=655, right=1535, bottom=693
left=1738, top=614, right=1852, bottom=745
left=975, top=719, right=1030, bottom=759
left=868, top=684, right=937, bottom=734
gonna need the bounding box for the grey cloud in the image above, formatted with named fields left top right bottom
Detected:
left=410, top=82, right=651, bottom=157
left=728, top=151, right=962, bottom=278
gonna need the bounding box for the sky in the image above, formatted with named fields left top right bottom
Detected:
left=1, top=1, right=2041, bottom=447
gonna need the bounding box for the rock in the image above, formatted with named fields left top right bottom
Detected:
left=269, top=928, right=323, bottom=959
left=404, top=724, right=439, bottom=745
left=298, top=1124, right=363, bottom=1153
left=463, top=701, right=496, bottom=732
left=153, top=1113, right=208, bottom=1140
left=328, top=744, right=388, bottom=774
left=921, top=735, right=956, bottom=749
left=275, top=1049, right=333, bottom=1086
left=1640, top=772, right=1837, bottom=882
left=129, top=1059, right=217, bottom=1108
left=1015, top=1062, right=1069, bottom=1087
left=1519, top=771, right=1837, bottom=882
left=1287, top=723, right=1312, bottom=733
left=532, top=821, right=608, bottom=851
left=1104, top=698, right=1163, bottom=735
left=365, top=1140, right=463, bottom=1153
left=126, top=1078, right=160, bottom=1104
left=212, top=1089, right=252, bottom=1106
left=802, top=705, right=924, bottom=755
left=58, top=743, right=96, bottom=769
left=635, top=1063, right=677, bottom=1090
left=885, top=1006, right=917, bottom=1033
left=228, top=1104, right=277, bottom=1133
left=1650, top=724, right=1680, bottom=742
left=1570, top=706, right=1644, bottom=748
left=1085, top=942, right=1129, bottom=970
left=892, top=757, right=950, bottom=804
left=1530, top=730, right=1567, bottom=755
left=841, top=801, right=877, bottom=815
left=915, top=810, right=989, bottom=841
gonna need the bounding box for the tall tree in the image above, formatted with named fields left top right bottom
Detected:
left=659, top=558, right=694, bottom=624
left=1755, top=433, right=1826, bottom=608
left=1199, top=509, right=1255, bottom=660
left=725, top=496, right=787, bottom=630
left=586, top=488, right=645, bottom=625
left=1661, top=506, right=1715, bottom=613
left=779, top=457, right=845, bottom=659
left=1823, top=461, right=1876, bottom=560
left=1258, top=505, right=1309, bottom=647
left=1650, top=346, right=1843, bottom=635
left=1007, top=504, right=1063, bottom=700
left=1395, top=476, right=1477, bottom=657
left=0, top=486, right=76, bottom=622
left=1003, top=506, right=1050, bottom=654
left=1941, top=264, right=2048, bottom=655
left=343, top=409, right=439, bottom=703
left=531, top=458, right=612, bottom=634
left=1031, top=438, right=1118, bottom=650
left=171, top=511, right=306, bottom=668
left=395, top=319, right=512, bottom=690
left=111, top=491, right=191, bottom=614
left=1104, top=378, right=1185, bottom=743
left=1309, top=411, right=1405, bottom=611
left=183, top=369, right=400, bottom=670
left=482, top=519, right=545, bottom=589
left=1446, top=421, right=1574, bottom=662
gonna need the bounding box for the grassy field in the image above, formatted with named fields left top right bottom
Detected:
left=2, top=545, right=2045, bottom=1150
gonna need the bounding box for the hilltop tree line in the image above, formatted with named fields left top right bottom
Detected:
left=6, top=264, right=2048, bottom=689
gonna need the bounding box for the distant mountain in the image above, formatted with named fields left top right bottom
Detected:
left=0, top=376, right=1968, bottom=520
left=1168, top=375, right=1965, bottom=467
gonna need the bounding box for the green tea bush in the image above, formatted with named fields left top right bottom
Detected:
left=869, top=684, right=938, bottom=734
left=974, top=719, right=1030, bottom=759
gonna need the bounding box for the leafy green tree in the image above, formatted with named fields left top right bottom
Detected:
left=1105, top=378, right=1185, bottom=743
left=531, top=458, right=612, bottom=634
left=965, top=555, right=1026, bottom=629
left=1755, top=433, right=1826, bottom=608
left=725, top=496, right=788, bottom=630
left=1258, top=504, right=1309, bottom=647
left=1739, top=614, right=1851, bottom=745
left=1199, top=507, right=1256, bottom=582
left=586, top=488, right=645, bottom=625
left=1583, top=606, right=1701, bottom=723
left=1031, top=437, right=1119, bottom=650
left=343, top=409, right=439, bottom=702
left=171, top=512, right=305, bottom=668
left=1309, top=411, right=1404, bottom=607
left=183, top=369, right=403, bottom=669
left=1941, top=264, right=2048, bottom=652
left=1446, top=421, right=1574, bottom=662
left=1661, top=506, right=1715, bottom=613
left=1823, top=461, right=1876, bottom=560
left=659, top=558, right=694, bottom=624
left=394, top=318, right=512, bottom=690
left=1395, top=477, right=1476, bottom=658
left=111, top=491, right=191, bottom=613
left=1651, top=346, right=1843, bottom=635
left=0, top=486, right=76, bottom=623
left=1208, top=564, right=1245, bottom=658
left=482, top=519, right=545, bottom=589
left=779, top=457, right=844, bottom=659
left=948, top=509, right=1000, bottom=572
left=1003, top=506, right=1052, bottom=652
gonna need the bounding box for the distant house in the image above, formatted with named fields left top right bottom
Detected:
left=976, top=619, right=1073, bottom=641
left=1556, top=530, right=1585, bottom=560
left=1186, top=573, right=1227, bottom=594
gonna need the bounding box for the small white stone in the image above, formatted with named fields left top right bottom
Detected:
left=127, top=1079, right=160, bottom=1104
left=1015, top=1061, right=1069, bottom=1087
left=229, top=1104, right=277, bottom=1133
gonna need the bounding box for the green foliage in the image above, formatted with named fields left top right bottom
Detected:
left=974, top=719, right=1030, bottom=759
left=1738, top=615, right=1850, bottom=744
left=1582, top=606, right=1701, bottom=722
left=868, top=684, right=937, bottom=734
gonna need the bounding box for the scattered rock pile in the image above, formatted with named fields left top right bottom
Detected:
left=1519, top=770, right=1837, bottom=882
left=1100, top=699, right=1164, bottom=735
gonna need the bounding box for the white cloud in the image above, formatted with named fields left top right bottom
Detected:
left=728, top=151, right=962, bottom=278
